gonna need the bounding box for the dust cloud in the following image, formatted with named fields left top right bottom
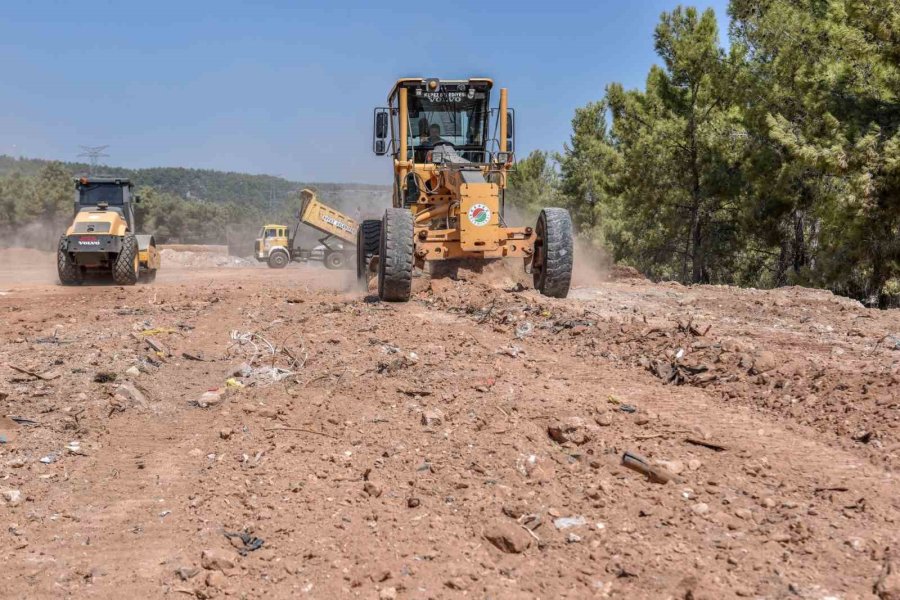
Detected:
left=0, top=221, right=64, bottom=286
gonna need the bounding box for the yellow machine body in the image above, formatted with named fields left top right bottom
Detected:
left=58, top=177, right=160, bottom=285
left=380, top=78, right=534, bottom=268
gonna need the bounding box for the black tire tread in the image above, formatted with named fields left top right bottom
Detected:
left=112, top=234, right=139, bottom=285
left=357, top=219, right=382, bottom=284
left=325, top=251, right=345, bottom=270
left=534, top=208, right=573, bottom=298
left=268, top=251, right=289, bottom=269
left=57, top=236, right=81, bottom=285
left=378, top=209, right=414, bottom=302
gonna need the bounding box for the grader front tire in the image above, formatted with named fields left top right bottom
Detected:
left=533, top=208, right=573, bottom=299
left=377, top=208, right=413, bottom=302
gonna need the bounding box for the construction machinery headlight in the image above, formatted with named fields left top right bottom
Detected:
left=497, top=152, right=513, bottom=165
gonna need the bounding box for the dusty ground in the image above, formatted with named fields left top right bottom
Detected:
left=0, top=250, right=898, bottom=599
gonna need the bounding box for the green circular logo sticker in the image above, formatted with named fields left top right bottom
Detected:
left=467, top=204, right=491, bottom=227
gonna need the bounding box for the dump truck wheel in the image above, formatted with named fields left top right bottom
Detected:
left=533, top=208, right=573, bottom=298
left=57, top=236, right=81, bottom=285
left=268, top=250, right=289, bottom=269
left=378, top=208, right=413, bottom=302
left=112, top=234, right=140, bottom=285
left=324, top=251, right=345, bottom=270
left=357, top=219, right=382, bottom=286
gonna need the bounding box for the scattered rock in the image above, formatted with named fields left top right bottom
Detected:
left=197, top=389, right=225, bottom=409
left=176, top=566, right=200, bottom=581
left=407, top=497, right=420, bottom=508
left=751, top=351, right=777, bottom=374
left=205, top=570, right=228, bottom=590
left=421, top=408, right=444, bottom=427
left=655, top=460, right=685, bottom=475
left=364, top=481, right=383, bottom=498
left=233, top=363, right=253, bottom=378
left=219, top=428, right=232, bottom=440
left=691, top=502, right=710, bottom=516
left=547, top=416, right=593, bottom=445
left=2, top=489, right=23, bottom=506
left=200, top=548, right=237, bottom=572
left=875, top=549, right=900, bottom=600
left=125, top=366, right=140, bottom=377
left=115, top=382, right=148, bottom=407
left=379, top=587, right=398, bottom=600
left=483, top=520, right=532, bottom=554
left=554, top=516, right=587, bottom=530
left=595, top=412, right=614, bottom=427
left=258, top=408, right=278, bottom=420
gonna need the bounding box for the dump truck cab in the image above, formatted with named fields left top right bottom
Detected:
left=57, top=176, right=160, bottom=285
left=255, top=224, right=293, bottom=268
left=364, top=77, right=573, bottom=302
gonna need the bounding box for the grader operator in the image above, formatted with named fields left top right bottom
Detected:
left=359, top=77, right=573, bottom=301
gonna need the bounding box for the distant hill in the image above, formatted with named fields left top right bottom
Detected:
left=0, top=155, right=390, bottom=214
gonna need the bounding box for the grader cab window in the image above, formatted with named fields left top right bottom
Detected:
left=408, top=90, right=488, bottom=158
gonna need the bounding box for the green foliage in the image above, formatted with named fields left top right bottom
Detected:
left=0, top=156, right=389, bottom=251
left=558, top=1, right=900, bottom=305
left=557, top=101, right=620, bottom=247
left=506, top=150, right=560, bottom=223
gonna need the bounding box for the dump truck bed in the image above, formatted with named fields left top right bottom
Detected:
left=298, top=189, right=358, bottom=244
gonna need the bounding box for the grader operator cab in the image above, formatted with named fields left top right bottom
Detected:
left=359, top=77, right=573, bottom=301
left=57, top=177, right=160, bottom=285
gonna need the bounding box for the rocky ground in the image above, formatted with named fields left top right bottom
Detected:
left=0, top=251, right=898, bottom=599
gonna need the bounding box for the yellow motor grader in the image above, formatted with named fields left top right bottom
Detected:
left=359, top=77, right=573, bottom=301
left=57, top=177, right=160, bottom=285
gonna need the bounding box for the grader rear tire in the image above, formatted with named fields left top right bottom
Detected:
left=533, top=208, right=573, bottom=298
left=112, top=234, right=139, bottom=286
left=377, top=208, right=413, bottom=302
left=57, top=236, right=81, bottom=285
left=357, top=219, right=382, bottom=287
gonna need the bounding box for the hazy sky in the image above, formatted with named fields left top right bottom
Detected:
left=1, top=0, right=730, bottom=183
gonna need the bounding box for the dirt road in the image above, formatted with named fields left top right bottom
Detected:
left=1, top=255, right=898, bottom=599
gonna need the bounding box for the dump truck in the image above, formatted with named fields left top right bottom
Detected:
left=58, top=177, right=160, bottom=285
left=361, top=77, right=574, bottom=301
left=255, top=189, right=358, bottom=269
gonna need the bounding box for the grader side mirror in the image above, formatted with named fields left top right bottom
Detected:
left=506, top=109, right=515, bottom=152
left=373, top=109, right=389, bottom=155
